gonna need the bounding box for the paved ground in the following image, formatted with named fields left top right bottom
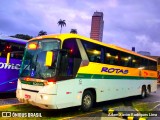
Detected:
left=0, top=98, right=20, bottom=106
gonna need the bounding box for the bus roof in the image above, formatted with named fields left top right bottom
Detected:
left=0, top=35, right=27, bottom=44
left=31, top=33, right=157, bottom=62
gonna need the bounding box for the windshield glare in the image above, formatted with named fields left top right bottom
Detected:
left=20, top=39, right=60, bottom=79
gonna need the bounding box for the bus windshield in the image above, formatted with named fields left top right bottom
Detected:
left=20, top=39, right=60, bottom=79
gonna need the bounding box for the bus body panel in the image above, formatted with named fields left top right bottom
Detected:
left=16, top=89, right=58, bottom=109
left=17, top=78, right=157, bottom=109
left=0, top=57, right=21, bottom=92
left=17, top=79, right=82, bottom=109
left=0, top=36, right=26, bottom=93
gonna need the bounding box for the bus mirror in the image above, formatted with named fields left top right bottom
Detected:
left=45, top=51, right=54, bottom=67
left=6, top=52, right=11, bottom=65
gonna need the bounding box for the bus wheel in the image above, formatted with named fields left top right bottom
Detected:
left=141, top=86, right=146, bottom=99
left=146, top=85, right=151, bottom=96
left=81, top=90, right=93, bottom=112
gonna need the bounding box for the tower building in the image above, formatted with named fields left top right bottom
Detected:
left=90, top=12, right=104, bottom=42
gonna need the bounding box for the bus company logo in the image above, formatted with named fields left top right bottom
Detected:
left=33, top=82, right=44, bottom=86
left=101, top=67, right=128, bottom=74
left=0, top=62, right=20, bottom=70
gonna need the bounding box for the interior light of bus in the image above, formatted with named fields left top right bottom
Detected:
left=132, top=60, right=136, bottom=62
left=124, top=58, right=128, bottom=61
left=115, top=56, right=118, bottom=59
left=128, top=56, right=131, bottom=59
left=69, top=49, right=73, bottom=53
left=93, top=50, right=100, bottom=55
left=45, top=51, right=53, bottom=66
left=6, top=45, right=11, bottom=49
left=28, top=43, right=37, bottom=50
left=107, top=53, right=111, bottom=57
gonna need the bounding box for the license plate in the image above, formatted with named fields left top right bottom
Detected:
left=25, top=94, right=31, bottom=99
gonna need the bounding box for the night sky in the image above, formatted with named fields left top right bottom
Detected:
left=0, top=0, right=160, bottom=55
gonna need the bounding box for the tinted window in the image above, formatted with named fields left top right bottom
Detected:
left=63, top=38, right=81, bottom=58
left=105, top=47, right=120, bottom=65
left=81, top=40, right=104, bottom=63
left=120, top=52, right=133, bottom=67
left=0, top=40, right=25, bottom=59
left=148, top=60, right=157, bottom=71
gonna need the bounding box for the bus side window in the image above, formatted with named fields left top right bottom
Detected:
left=61, top=38, right=81, bottom=77
left=105, top=48, right=120, bottom=66
left=81, top=40, right=102, bottom=63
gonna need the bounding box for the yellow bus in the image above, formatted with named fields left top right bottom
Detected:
left=16, top=33, right=157, bottom=111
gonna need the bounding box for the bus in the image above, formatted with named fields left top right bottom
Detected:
left=16, top=33, right=157, bottom=111
left=0, top=35, right=26, bottom=93
left=158, top=63, right=160, bottom=83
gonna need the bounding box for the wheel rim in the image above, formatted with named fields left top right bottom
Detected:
left=83, top=95, right=92, bottom=108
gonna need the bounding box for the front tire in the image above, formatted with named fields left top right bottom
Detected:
left=81, top=90, right=93, bottom=112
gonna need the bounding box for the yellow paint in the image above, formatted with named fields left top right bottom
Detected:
left=78, top=62, right=157, bottom=78
left=108, top=109, right=114, bottom=114
left=158, top=65, right=160, bottom=71
left=6, top=52, right=10, bottom=64
left=45, top=51, right=53, bottom=66
left=127, top=116, right=134, bottom=120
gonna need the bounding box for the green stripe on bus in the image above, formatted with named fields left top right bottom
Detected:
left=21, top=80, right=44, bottom=86
left=76, top=73, right=156, bottom=80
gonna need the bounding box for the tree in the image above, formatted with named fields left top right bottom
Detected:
left=10, top=34, right=33, bottom=40
left=70, top=29, right=77, bottom=34
left=57, top=19, right=66, bottom=33
left=38, top=30, right=47, bottom=36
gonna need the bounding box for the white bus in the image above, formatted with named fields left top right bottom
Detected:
left=16, top=34, right=157, bottom=111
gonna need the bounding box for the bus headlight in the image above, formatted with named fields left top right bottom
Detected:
left=40, top=95, right=48, bottom=100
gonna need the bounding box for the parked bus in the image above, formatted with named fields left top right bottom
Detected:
left=158, top=64, right=160, bottom=83
left=158, top=70, right=160, bottom=83
left=16, top=34, right=157, bottom=111
left=0, top=35, right=26, bottom=93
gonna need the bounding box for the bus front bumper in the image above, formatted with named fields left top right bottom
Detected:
left=16, top=89, right=58, bottom=109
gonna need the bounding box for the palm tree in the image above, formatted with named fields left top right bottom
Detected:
left=70, top=29, right=77, bottom=34
left=57, top=19, right=66, bottom=33
left=38, top=30, right=47, bottom=36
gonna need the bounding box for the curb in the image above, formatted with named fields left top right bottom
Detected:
left=102, top=108, right=146, bottom=120
left=0, top=103, right=26, bottom=108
